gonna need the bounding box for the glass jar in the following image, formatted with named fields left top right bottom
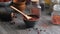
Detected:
left=30, top=0, right=41, bottom=18
left=51, top=4, right=60, bottom=24
left=12, top=0, right=26, bottom=12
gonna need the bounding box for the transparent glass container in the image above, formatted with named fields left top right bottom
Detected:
left=51, top=4, right=60, bottom=24
left=30, top=1, right=41, bottom=17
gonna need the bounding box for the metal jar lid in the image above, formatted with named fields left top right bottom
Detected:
left=53, top=4, right=60, bottom=11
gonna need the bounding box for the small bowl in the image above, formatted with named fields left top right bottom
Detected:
left=23, top=15, right=39, bottom=28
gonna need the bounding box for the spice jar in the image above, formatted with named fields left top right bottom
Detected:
left=30, top=0, right=41, bottom=17
left=51, top=4, right=60, bottom=24
left=13, top=0, right=26, bottom=12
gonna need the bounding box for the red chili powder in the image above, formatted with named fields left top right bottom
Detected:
left=23, top=15, right=39, bottom=21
